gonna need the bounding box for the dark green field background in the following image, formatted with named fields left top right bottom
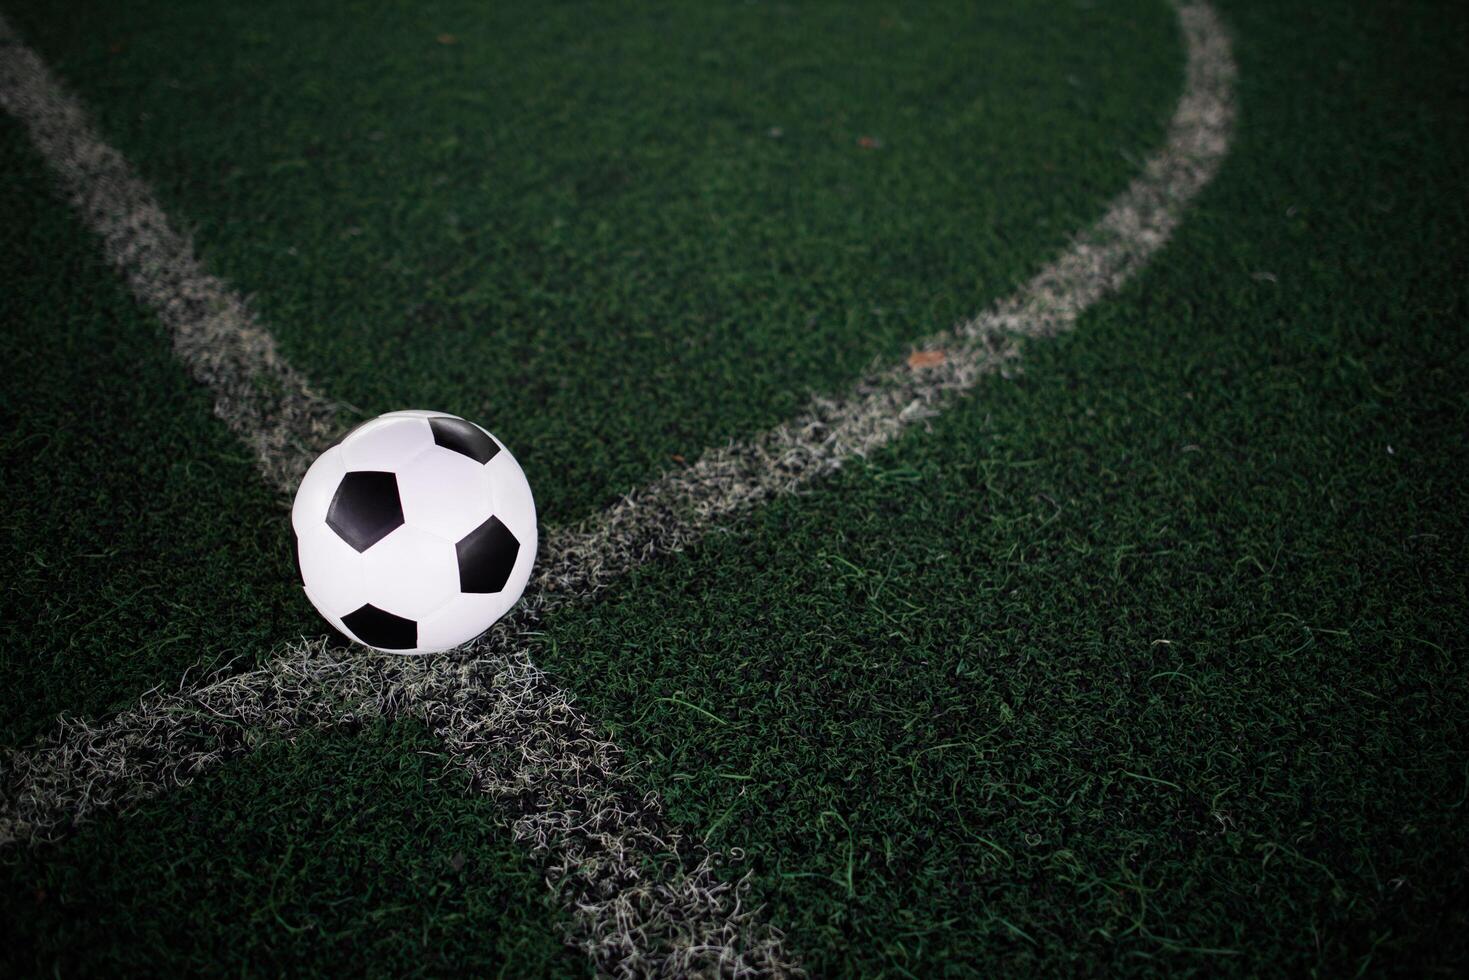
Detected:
left=3, top=0, right=1467, bottom=975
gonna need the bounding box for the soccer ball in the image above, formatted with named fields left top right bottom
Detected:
left=292, top=410, right=537, bottom=653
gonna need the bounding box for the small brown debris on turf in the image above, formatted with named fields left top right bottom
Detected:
left=671, top=454, right=686, bottom=464
left=857, top=135, right=883, bottom=149
left=436, top=33, right=458, bottom=45
left=907, top=349, right=947, bottom=370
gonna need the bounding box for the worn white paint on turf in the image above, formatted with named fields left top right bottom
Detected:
left=0, top=2, right=1235, bottom=976
left=0, top=637, right=796, bottom=975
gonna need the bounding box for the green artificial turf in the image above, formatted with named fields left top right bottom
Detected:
left=2, top=0, right=1467, bottom=975
left=0, top=718, right=586, bottom=977
left=3, top=0, right=1180, bottom=526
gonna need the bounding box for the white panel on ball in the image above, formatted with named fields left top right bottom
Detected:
left=341, top=416, right=435, bottom=471
left=398, top=446, right=495, bottom=543
left=361, top=525, right=461, bottom=621
left=376, top=409, right=442, bottom=419
left=303, top=590, right=353, bottom=640
left=417, top=592, right=514, bottom=652
left=484, top=448, right=537, bottom=544
left=291, top=445, right=346, bottom=537
left=485, top=448, right=538, bottom=609
left=342, top=409, right=439, bottom=442
left=296, top=522, right=366, bottom=617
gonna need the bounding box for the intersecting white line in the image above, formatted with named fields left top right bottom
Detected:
left=0, top=3, right=1234, bottom=976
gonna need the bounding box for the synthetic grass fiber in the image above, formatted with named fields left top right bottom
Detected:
left=2, top=0, right=1467, bottom=976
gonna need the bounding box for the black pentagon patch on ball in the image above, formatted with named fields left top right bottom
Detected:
left=326, top=471, right=404, bottom=552
left=342, top=604, right=417, bottom=650
left=430, top=417, right=500, bottom=465
left=456, top=515, right=520, bottom=593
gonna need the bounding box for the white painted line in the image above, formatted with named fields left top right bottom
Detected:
left=0, top=639, right=799, bottom=974
left=0, top=2, right=1234, bottom=974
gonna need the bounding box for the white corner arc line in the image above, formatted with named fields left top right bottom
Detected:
left=538, top=0, right=1236, bottom=594
left=0, top=2, right=1234, bottom=976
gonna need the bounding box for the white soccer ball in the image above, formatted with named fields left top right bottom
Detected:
left=291, top=410, right=537, bottom=653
